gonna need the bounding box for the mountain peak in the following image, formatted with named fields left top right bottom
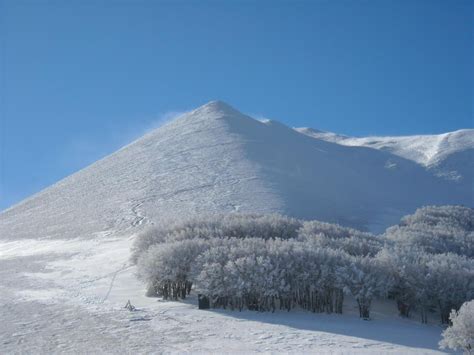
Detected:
left=167, top=100, right=250, bottom=128
left=193, top=100, right=241, bottom=116
left=202, top=100, right=233, bottom=109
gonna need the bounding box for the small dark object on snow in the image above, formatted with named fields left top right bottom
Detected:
left=124, top=299, right=136, bottom=311
left=198, top=294, right=210, bottom=310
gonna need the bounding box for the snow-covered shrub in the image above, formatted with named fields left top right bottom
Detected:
left=440, top=300, right=474, bottom=354
left=384, top=205, right=474, bottom=257
left=298, top=221, right=382, bottom=257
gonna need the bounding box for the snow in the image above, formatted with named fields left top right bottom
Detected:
left=1, top=101, right=471, bottom=241
left=335, top=130, right=473, bottom=167
left=295, top=128, right=473, bottom=166
left=0, top=100, right=470, bottom=353
left=296, top=127, right=474, bottom=183
left=0, top=235, right=451, bottom=354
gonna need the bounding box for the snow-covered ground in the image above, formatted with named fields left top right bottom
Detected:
left=0, top=235, right=452, bottom=354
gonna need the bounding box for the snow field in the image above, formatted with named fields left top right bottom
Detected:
left=0, top=235, right=451, bottom=354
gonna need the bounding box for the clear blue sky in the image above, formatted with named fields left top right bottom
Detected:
left=1, top=0, right=472, bottom=210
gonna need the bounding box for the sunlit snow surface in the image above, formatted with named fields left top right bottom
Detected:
left=297, top=127, right=474, bottom=185
left=0, top=237, right=450, bottom=354
left=0, top=101, right=470, bottom=353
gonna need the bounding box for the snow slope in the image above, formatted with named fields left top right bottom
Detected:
left=296, top=127, right=474, bottom=185
left=0, top=100, right=470, bottom=353
left=0, top=236, right=451, bottom=354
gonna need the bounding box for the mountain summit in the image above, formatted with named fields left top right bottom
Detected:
left=194, top=100, right=240, bottom=114
left=0, top=101, right=471, bottom=240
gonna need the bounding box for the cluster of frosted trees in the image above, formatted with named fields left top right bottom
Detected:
left=132, top=206, right=473, bottom=323
left=381, top=205, right=474, bottom=324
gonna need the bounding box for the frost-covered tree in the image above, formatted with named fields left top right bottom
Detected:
left=136, top=239, right=210, bottom=299
left=299, top=220, right=382, bottom=257
left=195, top=238, right=291, bottom=311
left=378, top=246, right=474, bottom=323
left=130, top=225, right=168, bottom=264
left=195, top=245, right=234, bottom=307
left=427, top=253, right=474, bottom=324
left=440, top=300, right=474, bottom=354
left=132, top=209, right=473, bottom=321
left=340, top=256, right=389, bottom=319
left=193, top=238, right=349, bottom=313
left=131, top=213, right=302, bottom=263
left=384, top=205, right=474, bottom=257
left=402, top=205, right=474, bottom=230
left=378, top=246, right=439, bottom=323
left=377, top=247, right=418, bottom=318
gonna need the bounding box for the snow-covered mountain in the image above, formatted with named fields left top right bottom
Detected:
left=0, top=101, right=472, bottom=240
left=1, top=101, right=471, bottom=354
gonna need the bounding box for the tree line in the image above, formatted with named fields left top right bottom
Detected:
left=132, top=206, right=474, bottom=324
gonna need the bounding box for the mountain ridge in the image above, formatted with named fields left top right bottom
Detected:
left=296, top=127, right=473, bottom=166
